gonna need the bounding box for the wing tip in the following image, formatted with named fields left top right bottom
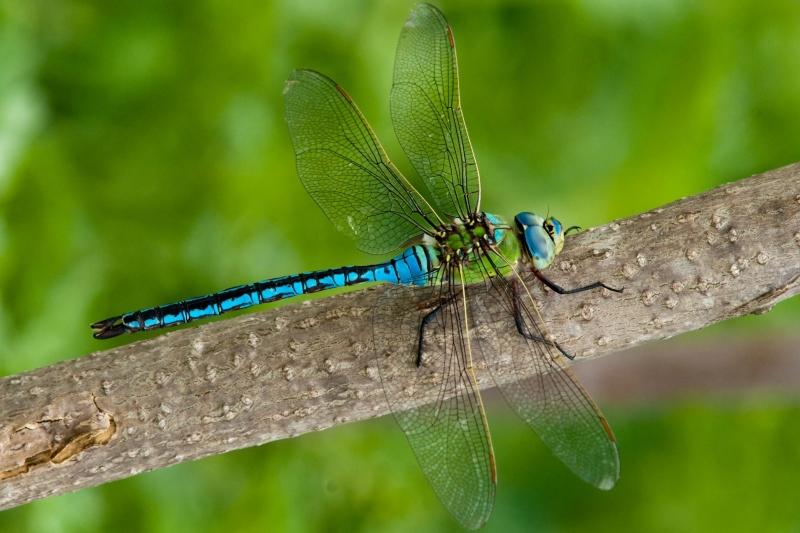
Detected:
left=596, top=474, right=618, bottom=491
left=406, top=3, right=447, bottom=29
left=284, top=69, right=343, bottom=95
left=594, top=441, right=620, bottom=491
left=282, top=78, right=299, bottom=95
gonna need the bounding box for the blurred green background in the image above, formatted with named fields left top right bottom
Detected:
left=1, top=0, right=800, bottom=531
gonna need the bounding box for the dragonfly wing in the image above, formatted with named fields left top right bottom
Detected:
left=470, top=263, right=620, bottom=490
left=391, top=3, right=481, bottom=220
left=375, top=274, right=496, bottom=529
left=284, top=69, right=439, bottom=254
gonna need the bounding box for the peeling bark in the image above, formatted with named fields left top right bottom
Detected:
left=0, top=162, right=798, bottom=510
left=0, top=393, right=115, bottom=481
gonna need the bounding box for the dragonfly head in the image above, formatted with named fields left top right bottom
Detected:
left=514, top=212, right=565, bottom=269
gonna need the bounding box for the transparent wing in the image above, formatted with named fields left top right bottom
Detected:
left=391, top=3, right=481, bottom=220
left=470, top=258, right=619, bottom=490
left=374, top=269, right=495, bottom=530
left=284, top=69, right=440, bottom=254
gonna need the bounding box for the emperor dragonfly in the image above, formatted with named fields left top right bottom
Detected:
left=91, top=4, right=622, bottom=528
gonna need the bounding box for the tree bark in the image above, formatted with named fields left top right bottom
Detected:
left=1, top=162, right=799, bottom=510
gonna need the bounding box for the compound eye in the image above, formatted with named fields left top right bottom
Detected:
left=515, top=212, right=537, bottom=227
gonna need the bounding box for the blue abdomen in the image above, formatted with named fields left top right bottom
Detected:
left=91, top=244, right=437, bottom=338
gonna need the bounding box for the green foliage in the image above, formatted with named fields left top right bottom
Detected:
left=1, top=0, right=799, bottom=530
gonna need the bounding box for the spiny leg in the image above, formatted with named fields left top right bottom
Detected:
left=532, top=268, right=623, bottom=295
left=416, top=296, right=454, bottom=367
left=476, top=241, right=575, bottom=359
left=510, top=279, right=575, bottom=360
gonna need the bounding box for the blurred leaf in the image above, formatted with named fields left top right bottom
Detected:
left=1, top=0, right=799, bottom=530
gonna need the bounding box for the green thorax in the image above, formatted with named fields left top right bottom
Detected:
left=425, top=212, right=520, bottom=284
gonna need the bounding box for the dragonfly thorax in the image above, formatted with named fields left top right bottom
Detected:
left=428, top=212, right=507, bottom=263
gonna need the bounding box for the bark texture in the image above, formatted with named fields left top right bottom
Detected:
left=1, top=162, right=799, bottom=510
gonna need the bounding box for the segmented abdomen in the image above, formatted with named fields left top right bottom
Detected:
left=116, top=245, right=434, bottom=334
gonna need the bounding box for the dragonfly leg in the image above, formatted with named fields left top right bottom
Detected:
left=532, top=268, right=623, bottom=295
left=511, top=280, right=575, bottom=360
left=416, top=298, right=451, bottom=367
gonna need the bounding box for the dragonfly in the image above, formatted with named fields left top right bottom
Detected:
left=91, top=4, right=622, bottom=529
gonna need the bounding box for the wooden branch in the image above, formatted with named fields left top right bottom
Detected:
left=1, top=162, right=799, bottom=510
left=575, top=335, right=800, bottom=404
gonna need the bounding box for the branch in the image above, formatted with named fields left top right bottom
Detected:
left=575, top=334, right=800, bottom=404
left=1, top=162, right=799, bottom=509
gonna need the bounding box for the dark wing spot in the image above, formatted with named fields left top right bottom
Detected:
left=335, top=84, right=353, bottom=103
